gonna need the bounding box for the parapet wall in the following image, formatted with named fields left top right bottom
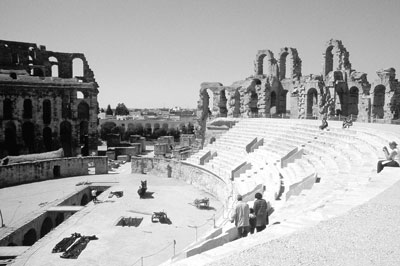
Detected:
left=0, top=156, right=108, bottom=188
left=131, top=158, right=233, bottom=206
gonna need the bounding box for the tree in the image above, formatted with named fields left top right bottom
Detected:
left=115, top=103, right=129, bottom=116
left=105, top=104, right=113, bottom=116
left=100, top=121, right=116, bottom=140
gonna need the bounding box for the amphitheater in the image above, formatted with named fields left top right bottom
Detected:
left=1, top=38, right=400, bottom=265
left=1, top=117, right=400, bottom=266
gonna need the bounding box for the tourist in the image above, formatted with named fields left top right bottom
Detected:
left=253, top=192, right=268, bottom=233
left=377, top=141, right=400, bottom=173
left=249, top=208, right=257, bottom=234
left=91, top=189, right=98, bottom=203
left=230, top=194, right=250, bottom=238
left=319, top=115, right=328, bottom=130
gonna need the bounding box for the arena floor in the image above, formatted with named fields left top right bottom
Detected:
left=0, top=163, right=223, bottom=266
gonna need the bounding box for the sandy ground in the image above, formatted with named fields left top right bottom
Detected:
left=1, top=163, right=223, bottom=266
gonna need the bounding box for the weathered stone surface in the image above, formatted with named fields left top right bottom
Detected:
left=196, top=38, right=400, bottom=136
left=0, top=39, right=99, bottom=158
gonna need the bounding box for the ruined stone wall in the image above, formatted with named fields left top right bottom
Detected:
left=0, top=156, right=108, bottom=188
left=197, top=39, right=399, bottom=126
left=0, top=39, right=99, bottom=158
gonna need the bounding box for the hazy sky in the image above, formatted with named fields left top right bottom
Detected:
left=1, top=0, right=399, bottom=109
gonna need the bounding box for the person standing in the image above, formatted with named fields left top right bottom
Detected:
left=377, top=141, right=400, bottom=173
left=91, top=189, right=98, bottom=203
left=230, top=194, right=250, bottom=238
left=253, top=192, right=268, bottom=233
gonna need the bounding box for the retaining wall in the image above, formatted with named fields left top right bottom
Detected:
left=0, top=156, right=108, bottom=188
left=131, top=158, right=233, bottom=210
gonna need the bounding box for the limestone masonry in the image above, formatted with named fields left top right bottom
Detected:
left=197, top=39, right=400, bottom=144
left=0, top=39, right=99, bottom=158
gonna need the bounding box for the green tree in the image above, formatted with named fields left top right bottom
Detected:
left=105, top=104, right=113, bottom=115
left=115, top=103, right=130, bottom=116
left=100, top=121, right=116, bottom=140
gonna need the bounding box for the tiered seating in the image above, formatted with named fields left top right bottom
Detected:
left=188, top=118, right=398, bottom=223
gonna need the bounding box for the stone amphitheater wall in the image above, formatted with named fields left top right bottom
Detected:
left=0, top=156, right=108, bottom=188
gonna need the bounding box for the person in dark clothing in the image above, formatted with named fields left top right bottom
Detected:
left=253, top=192, right=268, bottom=233
left=319, top=116, right=328, bottom=130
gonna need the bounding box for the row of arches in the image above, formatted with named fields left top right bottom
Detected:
left=7, top=192, right=91, bottom=246
left=2, top=98, right=90, bottom=121
left=48, top=56, right=84, bottom=78
left=205, top=86, right=282, bottom=119
left=3, top=120, right=87, bottom=156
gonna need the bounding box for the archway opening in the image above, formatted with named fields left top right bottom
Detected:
left=81, top=194, right=89, bottom=206
left=23, top=99, right=32, bottom=119
left=5, top=122, right=17, bottom=155
left=78, top=101, right=90, bottom=120
left=40, top=217, right=53, bottom=238
left=348, top=87, right=359, bottom=116
left=55, top=213, right=64, bottom=226
left=43, top=99, right=51, bottom=124
left=23, top=229, right=37, bottom=246
left=373, top=85, right=385, bottom=119
left=60, top=121, right=72, bottom=157
left=219, top=90, right=228, bottom=117
left=249, top=90, right=258, bottom=117
left=22, top=122, right=35, bottom=153
left=72, top=58, right=84, bottom=79
left=307, top=88, right=318, bottom=118
left=43, top=127, right=52, bottom=151
left=270, top=91, right=277, bottom=114
left=4, top=98, right=13, bottom=120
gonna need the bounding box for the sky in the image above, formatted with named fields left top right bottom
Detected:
left=1, top=0, right=400, bottom=109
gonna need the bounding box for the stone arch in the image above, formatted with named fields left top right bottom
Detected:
left=323, top=39, right=351, bottom=77
left=43, top=127, right=52, bottom=151
left=22, top=122, right=35, bottom=153
left=55, top=213, right=64, bottom=226
left=254, top=50, right=275, bottom=76
left=78, top=101, right=90, bottom=120
left=307, top=88, right=318, bottom=118
left=218, top=89, right=228, bottom=117
left=43, top=99, right=51, bottom=124
left=348, top=86, right=359, bottom=116
left=5, top=121, right=17, bottom=155
left=72, top=58, right=84, bottom=79
left=3, top=98, right=13, bottom=120
left=48, top=56, right=58, bottom=77
left=23, top=228, right=37, bottom=246
left=40, top=217, right=53, bottom=238
left=60, top=121, right=72, bottom=157
left=81, top=194, right=89, bottom=206
left=162, top=123, right=168, bottom=130
left=372, top=85, right=385, bottom=119
left=278, top=47, right=302, bottom=80
left=23, top=99, right=33, bottom=119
